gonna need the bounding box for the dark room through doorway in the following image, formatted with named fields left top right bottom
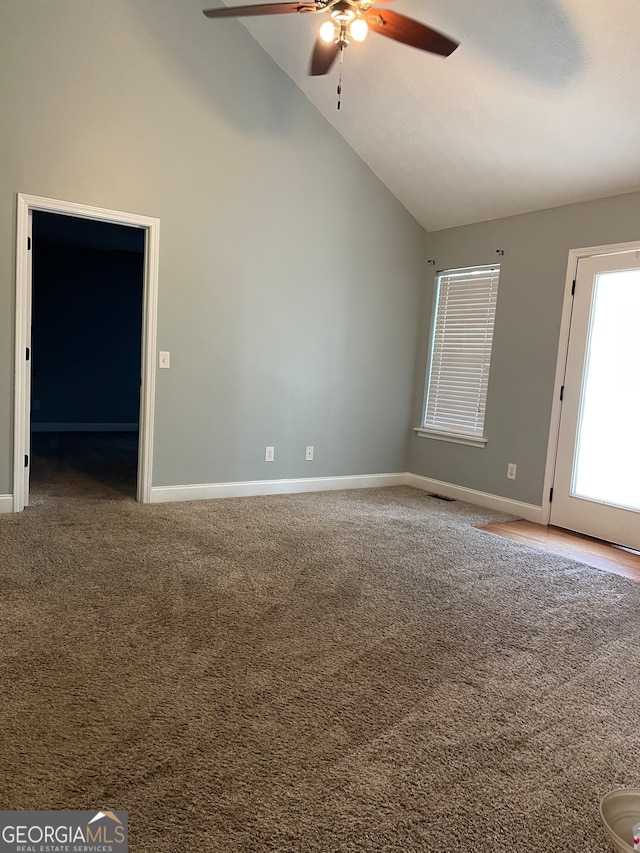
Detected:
left=29, top=212, right=145, bottom=501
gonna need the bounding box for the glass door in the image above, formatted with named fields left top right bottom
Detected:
left=551, top=251, right=640, bottom=550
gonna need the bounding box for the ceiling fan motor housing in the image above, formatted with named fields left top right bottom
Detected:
left=329, top=0, right=361, bottom=46
left=330, top=0, right=356, bottom=21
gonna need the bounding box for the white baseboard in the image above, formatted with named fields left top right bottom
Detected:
left=404, top=473, right=545, bottom=522
left=150, top=473, right=407, bottom=504
left=31, top=423, right=138, bottom=433
left=0, top=473, right=545, bottom=521
left=150, top=472, right=545, bottom=522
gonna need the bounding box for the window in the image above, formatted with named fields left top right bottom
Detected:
left=420, top=264, right=500, bottom=446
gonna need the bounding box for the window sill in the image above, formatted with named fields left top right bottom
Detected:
left=413, top=428, right=487, bottom=448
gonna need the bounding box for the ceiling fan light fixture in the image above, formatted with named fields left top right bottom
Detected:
left=350, top=17, right=368, bottom=42
left=203, top=1, right=461, bottom=85
left=319, top=19, right=337, bottom=43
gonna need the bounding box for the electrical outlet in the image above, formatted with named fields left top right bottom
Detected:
left=507, top=463, right=517, bottom=480
left=265, top=446, right=275, bottom=462
left=305, top=445, right=314, bottom=461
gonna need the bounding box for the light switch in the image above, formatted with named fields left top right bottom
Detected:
left=159, top=351, right=170, bottom=369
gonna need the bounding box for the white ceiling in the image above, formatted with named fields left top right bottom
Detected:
left=210, top=0, right=640, bottom=231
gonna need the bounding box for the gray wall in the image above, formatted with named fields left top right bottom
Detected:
left=408, top=191, right=640, bottom=506
left=0, top=0, right=426, bottom=495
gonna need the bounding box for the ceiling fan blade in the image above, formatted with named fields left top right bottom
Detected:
left=204, top=2, right=317, bottom=19
left=365, top=9, right=458, bottom=56
left=309, top=37, right=340, bottom=76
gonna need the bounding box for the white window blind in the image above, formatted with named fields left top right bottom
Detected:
left=423, top=264, right=500, bottom=439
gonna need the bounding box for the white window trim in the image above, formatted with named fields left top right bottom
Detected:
left=413, top=427, right=488, bottom=447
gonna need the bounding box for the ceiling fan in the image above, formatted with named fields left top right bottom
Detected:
left=202, top=0, right=459, bottom=77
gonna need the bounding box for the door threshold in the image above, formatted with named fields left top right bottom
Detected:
left=477, top=519, right=640, bottom=582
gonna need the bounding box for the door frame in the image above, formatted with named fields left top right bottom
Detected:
left=541, top=239, right=640, bottom=525
left=13, top=193, right=160, bottom=511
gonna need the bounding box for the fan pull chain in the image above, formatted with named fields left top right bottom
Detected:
left=337, top=46, right=344, bottom=110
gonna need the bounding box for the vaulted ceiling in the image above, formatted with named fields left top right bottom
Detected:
left=208, top=0, right=640, bottom=231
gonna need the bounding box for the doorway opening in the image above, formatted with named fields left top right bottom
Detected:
left=31, top=213, right=144, bottom=501
left=13, top=195, right=159, bottom=511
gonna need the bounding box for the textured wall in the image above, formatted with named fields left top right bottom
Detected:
left=0, top=0, right=426, bottom=495
left=409, top=191, right=640, bottom=506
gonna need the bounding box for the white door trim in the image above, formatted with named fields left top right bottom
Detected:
left=541, top=240, right=640, bottom=525
left=13, top=194, right=160, bottom=510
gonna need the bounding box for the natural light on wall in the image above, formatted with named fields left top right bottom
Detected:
left=572, top=268, right=640, bottom=511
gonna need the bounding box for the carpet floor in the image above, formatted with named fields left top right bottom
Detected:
left=29, top=431, right=138, bottom=501
left=0, top=482, right=638, bottom=852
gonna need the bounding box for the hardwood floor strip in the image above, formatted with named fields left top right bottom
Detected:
left=477, top=520, right=640, bottom=582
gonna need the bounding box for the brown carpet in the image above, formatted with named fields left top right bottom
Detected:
left=29, top=431, right=138, bottom=501
left=0, top=474, right=638, bottom=851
